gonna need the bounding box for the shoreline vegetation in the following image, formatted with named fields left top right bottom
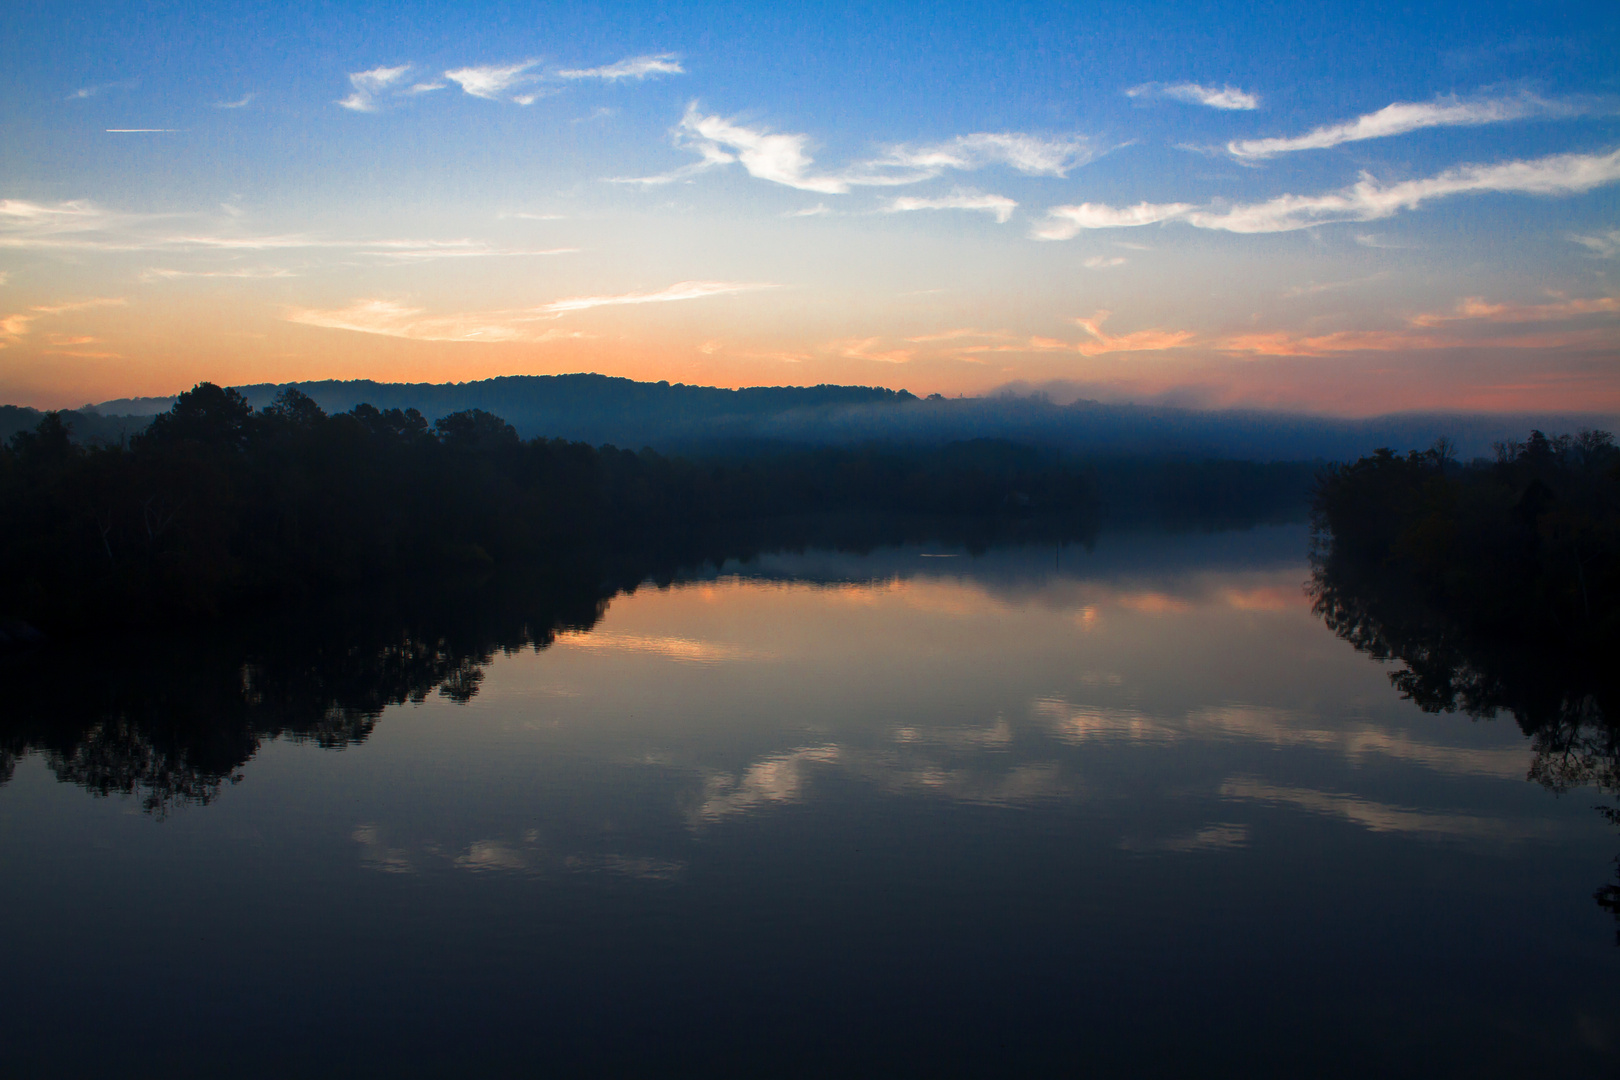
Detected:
left=1, top=382, right=1314, bottom=637
left=1310, top=429, right=1620, bottom=935
left=1310, top=429, right=1619, bottom=730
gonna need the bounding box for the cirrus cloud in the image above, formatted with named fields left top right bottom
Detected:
left=1127, top=82, right=1259, bottom=110
left=1036, top=147, right=1620, bottom=237
left=338, top=65, right=411, bottom=112
left=537, top=280, right=779, bottom=314
left=1228, top=92, right=1574, bottom=160
left=556, top=53, right=684, bottom=80
left=887, top=192, right=1017, bottom=223
left=444, top=60, right=542, bottom=103
left=615, top=104, right=1093, bottom=193
left=285, top=281, right=778, bottom=342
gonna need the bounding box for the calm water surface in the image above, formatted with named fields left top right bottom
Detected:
left=2, top=525, right=1616, bottom=1077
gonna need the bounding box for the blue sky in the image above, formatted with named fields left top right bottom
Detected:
left=2, top=0, right=1616, bottom=412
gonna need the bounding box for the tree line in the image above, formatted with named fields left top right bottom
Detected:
left=1, top=382, right=1316, bottom=634
left=1312, top=429, right=1619, bottom=689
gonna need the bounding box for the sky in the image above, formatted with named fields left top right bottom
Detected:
left=1, top=0, right=1617, bottom=414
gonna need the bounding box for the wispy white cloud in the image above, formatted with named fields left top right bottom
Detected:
left=0, top=200, right=577, bottom=261
left=286, top=299, right=581, bottom=342
left=1127, top=82, right=1259, bottom=110
left=887, top=192, right=1017, bottom=223
left=831, top=337, right=914, bottom=363
left=1037, top=147, right=1620, bottom=236
left=874, top=133, right=1093, bottom=177
left=140, top=266, right=299, bottom=282
left=287, top=280, right=774, bottom=341
left=945, top=312, right=1195, bottom=358
left=538, top=280, right=778, bottom=314
left=213, top=93, right=255, bottom=109
left=659, top=106, right=850, bottom=192
left=27, top=298, right=129, bottom=315
left=444, top=60, right=542, bottom=103
left=1190, top=148, right=1620, bottom=232
left=1082, top=255, right=1127, bottom=269
left=1282, top=272, right=1386, bottom=297
left=556, top=53, right=684, bottom=80
left=618, top=104, right=1092, bottom=192
left=1069, top=311, right=1195, bottom=354
left=904, top=327, right=1009, bottom=343
left=1214, top=318, right=1615, bottom=356
left=357, top=241, right=577, bottom=263
left=1228, top=92, right=1571, bottom=160
left=1034, top=201, right=1195, bottom=239
left=0, top=297, right=126, bottom=347
left=1407, top=293, right=1620, bottom=326
left=338, top=65, right=411, bottom=112
left=0, top=199, right=145, bottom=248
left=785, top=203, right=833, bottom=217
left=1571, top=228, right=1620, bottom=258
left=67, top=79, right=137, bottom=101
left=1353, top=232, right=1416, bottom=249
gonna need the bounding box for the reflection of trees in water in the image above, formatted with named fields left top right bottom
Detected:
left=1311, top=495, right=1620, bottom=941
left=1, top=516, right=1101, bottom=816
left=0, top=564, right=620, bottom=816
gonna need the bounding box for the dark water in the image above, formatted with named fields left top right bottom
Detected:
left=2, top=525, right=1616, bottom=1077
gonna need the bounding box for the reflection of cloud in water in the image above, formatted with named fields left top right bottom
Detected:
left=563, top=854, right=684, bottom=881
left=1192, top=705, right=1527, bottom=778
left=1034, top=698, right=1528, bottom=779
left=697, top=745, right=841, bottom=820
left=1036, top=700, right=1178, bottom=745
left=691, top=693, right=1534, bottom=826
left=868, top=761, right=1067, bottom=807
left=1121, top=823, right=1250, bottom=853
left=455, top=840, right=532, bottom=872
left=894, top=716, right=1015, bottom=750
left=552, top=629, right=770, bottom=664
left=1112, top=591, right=1192, bottom=615
left=353, top=823, right=416, bottom=874
left=353, top=826, right=683, bottom=879
left=1220, top=779, right=1556, bottom=842
left=697, top=566, right=1310, bottom=627
left=696, top=736, right=1082, bottom=821
left=1219, top=584, right=1309, bottom=612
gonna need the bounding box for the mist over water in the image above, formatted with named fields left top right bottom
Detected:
left=37, top=374, right=1620, bottom=461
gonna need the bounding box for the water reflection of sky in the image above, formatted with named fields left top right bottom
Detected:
left=407, top=527, right=1569, bottom=856
left=2, top=525, right=1616, bottom=1077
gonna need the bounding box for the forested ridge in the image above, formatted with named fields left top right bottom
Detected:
left=1, top=382, right=1314, bottom=634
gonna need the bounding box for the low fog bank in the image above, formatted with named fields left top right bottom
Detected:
left=754, top=396, right=1618, bottom=462
left=697, top=522, right=1312, bottom=593
left=0, top=405, right=149, bottom=448
left=41, top=372, right=1618, bottom=462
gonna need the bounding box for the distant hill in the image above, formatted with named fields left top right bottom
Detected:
left=0, top=405, right=149, bottom=448
left=87, top=373, right=913, bottom=448
left=8, top=371, right=1611, bottom=462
